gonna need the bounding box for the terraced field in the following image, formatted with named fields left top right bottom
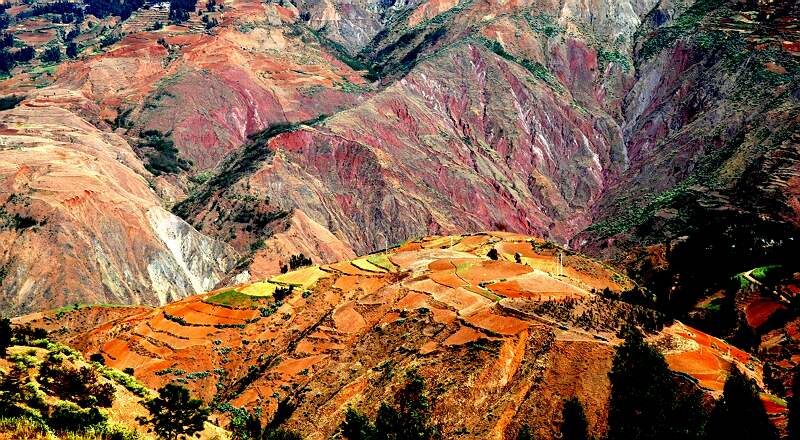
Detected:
left=14, top=233, right=783, bottom=438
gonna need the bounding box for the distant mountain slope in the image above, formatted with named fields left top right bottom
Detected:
left=0, top=0, right=797, bottom=315
left=0, top=94, right=236, bottom=314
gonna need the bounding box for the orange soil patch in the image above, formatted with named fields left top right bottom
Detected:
left=377, top=311, right=402, bottom=326
left=192, top=301, right=260, bottom=320
left=393, top=241, right=423, bottom=252
left=405, top=277, right=453, bottom=296
left=487, top=271, right=587, bottom=299
left=134, top=331, right=178, bottom=357
left=463, top=309, right=531, bottom=336
left=443, top=326, right=487, bottom=346
left=429, top=271, right=467, bottom=288
left=457, top=260, right=532, bottom=285
left=167, top=305, right=248, bottom=326
left=333, top=275, right=360, bottom=292
left=745, top=297, right=786, bottom=329
left=332, top=302, right=366, bottom=334
left=451, top=234, right=494, bottom=252
left=678, top=326, right=751, bottom=364
left=357, top=277, right=389, bottom=295
left=429, top=307, right=457, bottom=325
left=666, top=349, right=731, bottom=392
left=430, top=286, right=492, bottom=316
left=333, top=275, right=387, bottom=295
left=761, top=394, right=787, bottom=415
left=295, top=339, right=345, bottom=355
left=396, top=292, right=429, bottom=309
left=428, top=258, right=480, bottom=271
left=274, top=355, right=327, bottom=377
left=419, top=341, right=439, bottom=355
left=327, top=261, right=380, bottom=276
left=495, top=241, right=540, bottom=258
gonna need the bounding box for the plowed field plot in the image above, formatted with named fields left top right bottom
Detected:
left=457, top=260, right=532, bottom=285
left=333, top=275, right=388, bottom=295
left=352, top=258, right=388, bottom=273
left=205, top=289, right=269, bottom=309
left=665, top=348, right=731, bottom=391
left=451, top=234, right=494, bottom=252
left=496, top=241, right=542, bottom=259
left=487, top=271, right=588, bottom=299
left=327, top=261, right=380, bottom=276
left=239, top=281, right=280, bottom=297
left=389, top=249, right=477, bottom=270
left=443, top=326, right=487, bottom=346
left=430, top=287, right=492, bottom=316
left=745, top=297, right=786, bottom=329
left=419, top=236, right=462, bottom=249
left=366, top=254, right=398, bottom=272
left=270, top=266, right=329, bottom=288
left=429, top=271, right=467, bottom=288
left=463, top=308, right=531, bottom=335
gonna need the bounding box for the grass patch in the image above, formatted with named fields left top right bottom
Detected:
left=269, top=266, right=328, bottom=289
left=95, top=365, right=152, bottom=399
left=204, top=289, right=266, bottom=309
left=750, top=265, right=782, bottom=282
left=351, top=258, right=387, bottom=273
left=367, top=254, right=398, bottom=272
left=701, top=297, right=725, bottom=312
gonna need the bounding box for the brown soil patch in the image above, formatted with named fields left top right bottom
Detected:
left=463, top=309, right=531, bottom=335
left=443, top=326, right=487, bottom=346
left=458, top=260, right=532, bottom=285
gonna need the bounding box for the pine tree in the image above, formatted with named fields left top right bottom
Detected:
left=340, top=369, right=437, bottom=440
left=607, top=326, right=705, bottom=440
left=706, top=366, right=778, bottom=440
left=560, top=397, right=590, bottom=440
left=374, top=369, right=437, bottom=440
left=138, top=384, right=210, bottom=439
left=516, top=424, right=534, bottom=440
left=341, top=407, right=375, bottom=440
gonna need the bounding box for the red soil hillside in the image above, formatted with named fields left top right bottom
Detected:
left=0, top=95, right=237, bottom=314
left=0, top=0, right=371, bottom=312
left=27, top=233, right=785, bottom=440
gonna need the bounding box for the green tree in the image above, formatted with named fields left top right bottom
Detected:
left=138, top=384, right=210, bottom=439
left=790, top=367, right=800, bottom=440
left=516, top=424, right=534, bottom=440
left=0, top=317, right=11, bottom=357
left=340, top=369, right=437, bottom=440
left=607, top=326, right=705, bottom=440
left=341, top=407, right=375, bottom=440
left=374, top=369, right=437, bottom=440
left=40, top=45, right=61, bottom=63
left=706, top=366, right=778, bottom=440
left=66, top=41, right=77, bottom=58
left=560, top=397, right=590, bottom=440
